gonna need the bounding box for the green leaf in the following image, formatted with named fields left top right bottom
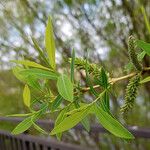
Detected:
left=124, top=63, right=134, bottom=72
left=12, top=67, right=41, bottom=90
left=11, top=60, right=51, bottom=71
left=85, top=59, right=98, bottom=97
left=12, top=104, right=48, bottom=135
left=70, top=49, right=75, bottom=83
left=140, top=5, right=150, bottom=34
left=26, top=76, right=41, bottom=90
left=12, top=117, right=32, bottom=134
left=32, top=103, right=48, bottom=121
left=32, top=122, right=47, bottom=135
left=100, top=91, right=110, bottom=112
left=100, top=67, right=109, bottom=89
left=137, top=51, right=146, bottom=61
left=6, top=113, right=33, bottom=117
left=45, top=17, right=56, bottom=69
left=12, top=66, right=26, bottom=83
left=66, top=104, right=89, bottom=116
left=55, top=106, right=70, bottom=140
left=51, top=95, right=63, bottom=111
left=74, top=101, right=90, bottom=131
left=81, top=117, right=90, bottom=132
left=20, top=68, right=59, bottom=80
left=57, top=74, right=73, bottom=102
left=50, top=105, right=91, bottom=135
left=140, top=76, right=150, bottom=84
left=23, top=84, right=31, bottom=107
left=136, top=40, right=150, bottom=56
left=93, top=104, right=134, bottom=139
left=31, top=37, right=50, bottom=66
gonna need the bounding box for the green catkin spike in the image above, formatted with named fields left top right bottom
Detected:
left=120, top=74, right=141, bottom=113
left=128, top=35, right=142, bottom=71
left=73, top=58, right=109, bottom=86
left=73, top=58, right=100, bottom=76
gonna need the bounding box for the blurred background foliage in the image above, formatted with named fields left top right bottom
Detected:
left=0, top=0, right=150, bottom=149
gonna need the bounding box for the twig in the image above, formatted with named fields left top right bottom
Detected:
left=80, top=67, right=150, bottom=92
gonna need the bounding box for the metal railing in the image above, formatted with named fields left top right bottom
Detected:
left=0, top=130, right=90, bottom=150
left=0, top=117, right=150, bottom=150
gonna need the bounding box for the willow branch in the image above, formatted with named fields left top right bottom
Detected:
left=80, top=67, right=150, bottom=92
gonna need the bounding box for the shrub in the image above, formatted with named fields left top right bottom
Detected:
left=9, top=17, right=150, bottom=140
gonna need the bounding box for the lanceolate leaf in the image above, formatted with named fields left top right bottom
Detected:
left=50, top=106, right=91, bottom=135
left=23, top=84, right=31, bottom=107
left=11, top=104, right=48, bottom=135
left=32, top=103, right=48, bottom=121
left=12, top=66, right=26, bottom=83
left=140, top=76, right=150, bottom=84
left=100, top=91, right=110, bottom=112
left=12, top=67, right=42, bottom=90
left=66, top=104, right=89, bottom=116
left=55, top=106, right=70, bottom=140
left=70, top=49, right=75, bottom=83
left=80, top=116, right=90, bottom=132
left=93, top=104, right=134, bottom=139
left=51, top=95, right=63, bottom=111
left=45, top=17, right=56, bottom=69
left=20, top=68, right=59, bottom=80
left=7, top=113, right=33, bottom=117
left=140, top=5, right=150, bottom=34
left=74, top=101, right=90, bottom=131
left=12, top=117, right=32, bottom=134
left=85, top=59, right=98, bottom=97
left=100, top=67, right=109, bottom=89
left=124, top=63, right=134, bottom=72
left=11, top=60, right=51, bottom=71
left=26, top=76, right=41, bottom=90
left=31, top=37, right=50, bottom=66
left=32, top=123, right=47, bottom=135
left=57, top=74, right=73, bottom=102
left=136, top=40, right=150, bottom=56
left=137, top=51, right=146, bottom=61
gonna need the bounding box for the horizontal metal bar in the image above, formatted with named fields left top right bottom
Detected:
left=0, top=130, right=91, bottom=150
left=0, top=117, right=150, bottom=138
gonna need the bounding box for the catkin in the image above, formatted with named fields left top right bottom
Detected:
left=74, top=58, right=100, bottom=76
left=128, top=35, right=142, bottom=71
left=120, top=74, right=141, bottom=113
